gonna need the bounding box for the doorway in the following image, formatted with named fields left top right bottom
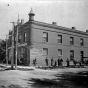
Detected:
left=80, top=51, right=84, bottom=62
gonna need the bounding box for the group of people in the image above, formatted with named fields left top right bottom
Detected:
left=45, top=57, right=63, bottom=67
left=32, top=57, right=88, bottom=67
left=66, top=58, right=88, bottom=67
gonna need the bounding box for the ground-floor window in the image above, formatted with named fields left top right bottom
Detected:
left=58, top=49, right=62, bottom=56
left=43, top=48, right=48, bottom=55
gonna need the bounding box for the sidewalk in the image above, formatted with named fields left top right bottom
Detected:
left=0, top=63, right=35, bottom=70
left=0, top=63, right=88, bottom=71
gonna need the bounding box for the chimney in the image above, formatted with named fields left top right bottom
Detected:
left=72, top=27, right=76, bottom=30
left=86, top=30, right=88, bottom=33
left=21, top=19, right=24, bottom=25
left=52, top=22, right=57, bottom=25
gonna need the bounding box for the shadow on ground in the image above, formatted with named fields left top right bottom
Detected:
left=29, top=71, right=88, bottom=88
left=1, top=84, right=23, bottom=88
left=56, top=71, right=88, bottom=86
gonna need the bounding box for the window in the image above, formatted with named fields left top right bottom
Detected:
left=58, top=35, right=62, bottom=44
left=80, top=38, right=84, bottom=46
left=70, top=37, right=74, bottom=45
left=18, top=34, right=21, bottom=43
left=43, top=32, right=48, bottom=42
left=70, top=50, right=74, bottom=60
left=58, top=49, right=62, bottom=56
left=24, top=32, right=27, bottom=42
left=43, top=48, right=48, bottom=55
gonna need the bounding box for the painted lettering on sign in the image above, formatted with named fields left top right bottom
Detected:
left=30, top=48, right=43, bottom=58
left=18, top=43, right=27, bottom=47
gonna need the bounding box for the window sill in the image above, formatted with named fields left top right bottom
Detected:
left=58, top=55, right=62, bottom=57
left=80, top=45, right=84, bottom=46
left=58, top=43, right=62, bottom=45
left=70, top=44, right=74, bottom=46
left=42, top=41, right=48, bottom=43
left=42, top=55, right=48, bottom=56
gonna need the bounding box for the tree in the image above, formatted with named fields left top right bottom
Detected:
left=0, top=40, right=6, bottom=63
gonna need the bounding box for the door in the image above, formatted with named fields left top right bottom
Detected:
left=80, top=51, right=84, bottom=62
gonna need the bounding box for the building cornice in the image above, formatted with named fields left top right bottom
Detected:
left=18, top=20, right=88, bottom=36
left=31, top=20, right=88, bottom=36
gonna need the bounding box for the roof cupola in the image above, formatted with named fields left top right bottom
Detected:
left=28, top=8, right=35, bottom=21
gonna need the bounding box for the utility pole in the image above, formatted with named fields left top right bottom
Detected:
left=6, top=35, right=8, bottom=67
left=15, top=26, right=18, bottom=70
left=15, top=14, right=20, bottom=70
left=4, top=34, right=12, bottom=68
left=10, top=22, right=15, bottom=70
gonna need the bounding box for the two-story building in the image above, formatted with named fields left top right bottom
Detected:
left=8, top=8, right=88, bottom=66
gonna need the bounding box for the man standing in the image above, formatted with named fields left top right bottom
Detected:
left=66, top=58, right=70, bottom=67
left=57, top=58, right=60, bottom=67
left=45, top=57, right=48, bottom=66
left=54, top=60, right=57, bottom=67
left=34, top=58, right=37, bottom=66
left=60, top=58, right=63, bottom=66
left=51, top=57, right=54, bottom=66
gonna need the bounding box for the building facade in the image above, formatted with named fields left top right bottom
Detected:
left=8, top=9, right=88, bottom=66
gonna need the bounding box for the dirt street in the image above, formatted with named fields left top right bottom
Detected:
left=0, top=67, right=88, bottom=88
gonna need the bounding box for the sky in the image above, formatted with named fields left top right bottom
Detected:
left=0, top=0, right=88, bottom=39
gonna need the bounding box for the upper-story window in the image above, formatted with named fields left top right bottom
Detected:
left=80, top=38, right=84, bottom=46
left=18, top=34, right=21, bottom=43
left=24, top=32, right=27, bottom=42
left=43, top=32, right=48, bottom=42
left=70, top=37, right=74, bottom=45
left=58, top=35, right=62, bottom=44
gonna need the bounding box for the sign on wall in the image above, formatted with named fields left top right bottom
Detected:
left=18, top=43, right=27, bottom=47
left=30, top=48, right=43, bottom=58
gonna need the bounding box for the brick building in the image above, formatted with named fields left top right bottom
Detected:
left=8, top=8, right=88, bottom=66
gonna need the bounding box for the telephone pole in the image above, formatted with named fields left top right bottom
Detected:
left=6, top=35, right=8, bottom=67
left=4, top=34, right=12, bottom=68
left=8, top=14, right=20, bottom=70
left=15, top=14, right=20, bottom=70
left=10, top=21, right=15, bottom=70
left=15, top=26, right=18, bottom=70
